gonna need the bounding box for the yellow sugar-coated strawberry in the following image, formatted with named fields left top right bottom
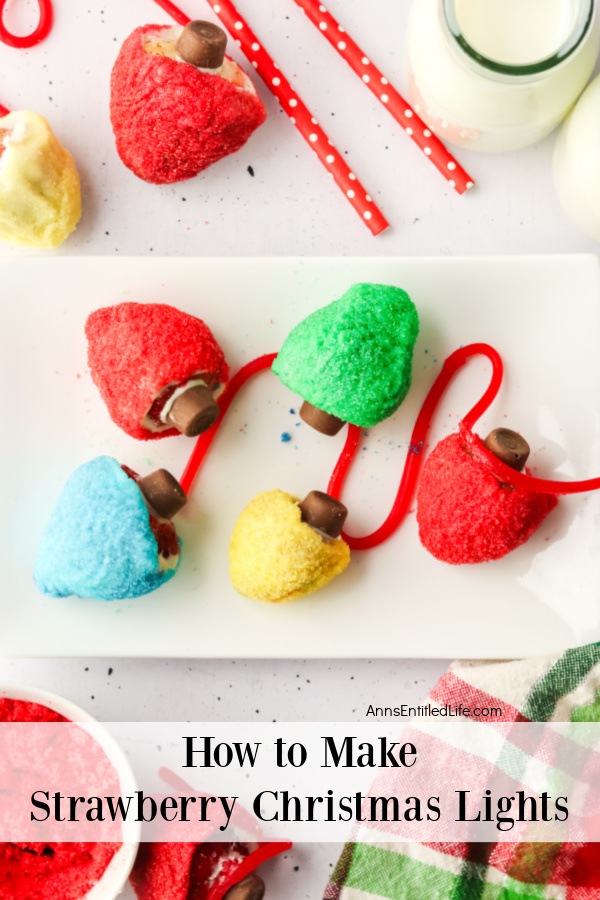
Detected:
left=0, top=110, right=80, bottom=249
left=229, top=489, right=350, bottom=603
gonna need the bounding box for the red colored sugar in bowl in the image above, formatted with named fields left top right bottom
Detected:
left=0, top=685, right=139, bottom=899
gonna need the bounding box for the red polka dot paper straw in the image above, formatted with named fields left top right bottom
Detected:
left=193, top=0, right=390, bottom=235
left=293, top=0, right=475, bottom=195
left=0, top=0, right=53, bottom=49
left=151, top=0, right=189, bottom=26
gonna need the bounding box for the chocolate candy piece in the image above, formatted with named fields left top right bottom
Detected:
left=167, top=384, right=219, bottom=437
left=224, top=875, right=266, bottom=900
left=484, top=428, right=530, bottom=472
left=300, top=400, right=345, bottom=436
left=176, top=20, right=227, bottom=69
left=138, top=469, right=187, bottom=519
left=299, top=490, right=348, bottom=538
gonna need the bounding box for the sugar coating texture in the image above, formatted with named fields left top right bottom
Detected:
left=131, top=843, right=195, bottom=900
left=0, top=699, right=66, bottom=722
left=86, top=302, right=229, bottom=440
left=416, top=431, right=558, bottom=564
left=0, top=700, right=120, bottom=900
left=0, top=110, right=80, bottom=248
left=34, top=456, right=180, bottom=600
left=272, top=283, right=419, bottom=428
left=229, top=489, right=350, bottom=603
left=0, top=838, right=120, bottom=900
left=131, top=843, right=244, bottom=900
left=110, top=25, right=267, bottom=184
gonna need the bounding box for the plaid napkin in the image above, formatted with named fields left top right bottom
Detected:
left=325, top=644, right=600, bottom=900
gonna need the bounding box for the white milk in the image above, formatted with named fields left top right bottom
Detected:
left=407, top=0, right=599, bottom=152
left=554, top=73, right=600, bottom=241
left=454, top=0, right=578, bottom=66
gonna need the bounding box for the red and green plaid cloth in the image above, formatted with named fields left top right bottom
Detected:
left=325, top=644, right=600, bottom=900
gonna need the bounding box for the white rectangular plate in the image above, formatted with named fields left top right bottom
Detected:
left=1, top=255, right=599, bottom=659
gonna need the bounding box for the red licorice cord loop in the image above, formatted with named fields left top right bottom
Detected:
left=328, top=342, right=504, bottom=551
left=150, top=0, right=189, bottom=26
left=180, top=341, right=600, bottom=534
left=0, top=0, right=53, bottom=48
left=179, top=353, right=277, bottom=495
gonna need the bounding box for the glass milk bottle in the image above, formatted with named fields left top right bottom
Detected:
left=554, top=74, right=600, bottom=240
left=407, top=0, right=599, bottom=152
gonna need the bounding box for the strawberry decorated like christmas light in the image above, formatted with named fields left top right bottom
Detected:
left=0, top=0, right=81, bottom=248
left=110, top=15, right=267, bottom=184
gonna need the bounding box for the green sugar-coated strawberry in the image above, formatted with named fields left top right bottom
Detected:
left=272, top=283, right=419, bottom=435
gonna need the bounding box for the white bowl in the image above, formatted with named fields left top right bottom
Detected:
left=0, top=683, right=140, bottom=899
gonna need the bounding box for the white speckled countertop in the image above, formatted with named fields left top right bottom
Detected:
left=1, top=0, right=598, bottom=896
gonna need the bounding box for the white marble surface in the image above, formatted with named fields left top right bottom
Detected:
left=1, top=0, right=599, bottom=897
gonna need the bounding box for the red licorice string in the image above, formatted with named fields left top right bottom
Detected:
left=465, top=427, right=600, bottom=495
left=180, top=344, right=503, bottom=511
left=327, top=342, right=504, bottom=550
left=179, top=353, right=277, bottom=495
left=181, top=341, right=600, bottom=538
left=0, top=0, right=53, bottom=48
left=0, top=0, right=54, bottom=113
left=328, top=424, right=362, bottom=499
left=328, top=340, right=600, bottom=550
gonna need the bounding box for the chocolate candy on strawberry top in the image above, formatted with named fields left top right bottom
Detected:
left=34, top=456, right=185, bottom=601
left=110, top=22, right=267, bottom=184
left=86, top=302, right=229, bottom=441
left=416, top=425, right=558, bottom=564
left=272, top=283, right=419, bottom=435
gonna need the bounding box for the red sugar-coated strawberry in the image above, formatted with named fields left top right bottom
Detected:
left=416, top=428, right=558, bottom=564
left=86, top=302, right=229, bottom=441
left=110, top=25, right=267, bottom=184
left=130, top=843, right=196, bottom=900
left=131, top=843, right=255, bottom=900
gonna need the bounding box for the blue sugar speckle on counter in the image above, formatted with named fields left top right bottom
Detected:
left=281, top=432, right=292, bottom=443
left=289, top=408, right=296, bottom=414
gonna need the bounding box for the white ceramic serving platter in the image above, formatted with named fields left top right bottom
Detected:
left=1, top=255, right=598, bottom=659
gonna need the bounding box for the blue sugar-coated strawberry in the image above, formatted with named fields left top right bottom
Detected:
left=34, top=457, right=181, bottom=601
